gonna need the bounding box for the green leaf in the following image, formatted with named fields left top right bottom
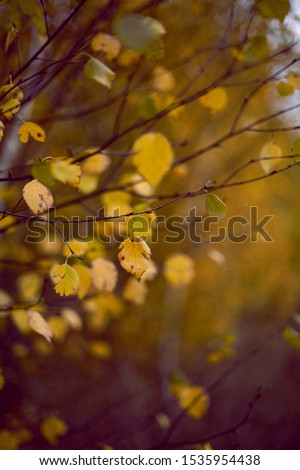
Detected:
left=256, top=0, right=290, bottom=23
left=32, top=160, right=55, bottom=187
left=113, top=14, right=165, bottom=57
left=276, top=81, right=294, bottom=97
left=84, top=58, right=115, bottom=88
left=205, top=194, right=227, bottom=219
left=243, top=34, right=268, bottom=63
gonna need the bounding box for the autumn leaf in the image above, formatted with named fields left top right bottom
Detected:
left=132, top=132, right=174, bottom=185
left=40, top=417, right=68, bottom=445
left=90, top=33, right=121, bottom=61
left=164, top=253, right=195, bottom=287
left=118, top=236, right=151, bottom=281
left=23, top=179, right=54, bottom=214
left=276, top=81, right=294, bottom=97
left=0, top=83, right=23, bottom=119
left=84, top=57, right=115, bottom=88
left=90, top=258, right=118, bottom=293
left=52, top=263, right=79, bottom=297
left=27, top=310, right=53, bottom=343
left=113, top=14, right=165, bottom=58
left=61, top=308, right=82, bottom=331
left=256, top=0, right=291, bottom=23
left=18, top=121, right=46, bottom=143
left=199, top=87, right=228, bottom=114
left=259, top=141, right=282, bottom=173
left=50, top=158, right=81, bottom=188
left=205, top=194, right=227, bottom=219
left=73, top=264, right=92, bottom=300
left=123, top=277, right=148, bottom=305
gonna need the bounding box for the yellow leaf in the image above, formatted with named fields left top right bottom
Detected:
left=259, top=141, right=282, bottom=173
left=90, top=258, right=118, bottom=293
left=164, top=253, right=195, bottom=287
left=152, top=66, right=175, bottom=93
left=40, top=417, right=68, bottom=445
left=78, top=174, right=99, bottom=194
left=23, top=179, right=54, bottom=214
left=0, top=83, right=23, bottom=119
left=102, top=190, right=132, bottom=215
left=123, top=277, right=148, bottom=305
left=17, top=271, right=42, bottom=302
left=132, top=132, right=174, bottom=185
left=18, top=121, right=46, bottom=143
left=62, top=239, right=88, bottom=258
left=73, top=264, right=92, bottom=299
left=118, top=236, right=151, bottom=281
left=287, top=72, right=300, bottom=89
left=27, top=310, right=53, bottom=343
left=52, top=263, right=79, bottom=297
left=61, top=308, right=82, bottom=331
left=50, top=158, right=81, bottom=188
left=0, top=120, right=4, bottom=141
left=86, top=340, right=112, bottom=359
left=11, top=309, right=31, bottom=335
left=199, top=87, right=228, bottom=114
left=90, top=33, right=121, bottom=61
left=118, top=49, right=140, bottom=67
left=81, top=151, right=111, bottom=175
left=47, top=316, right=69, bottom=343
left=172, top=384, right=210, bottom=420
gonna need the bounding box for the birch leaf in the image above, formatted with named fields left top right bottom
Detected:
left=118, top=236, right=151, bottom=281
left=113, top=14, right=165, bottom=57
left=27, top=310, right=53, bottom=343
left=84, top=58, right=115, bottom=88
left=52, top=264, right=79, bottom=297
left=90, top=258, right=118, bottom=293
left=199, top=87, right=228, bottom=114
left=0, top=83, right=23, bottom=119
left=205, top=194, right=227, bottom=219
left=50, top=158, right=81, bottom=188
left=73, top=264, right=92, bottom=299
left=259, top=141, right=282, bottom=173
left=164, top=254, right=195, bottom=287
left=90, top=33, right=121, bottom=60
left=23, top=179, right=54, bottom=214
left=18, top=121, right=46, bottom=143
left=132, top=132, right=174, bottom=186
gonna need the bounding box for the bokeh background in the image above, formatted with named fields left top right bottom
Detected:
left=0, top=0, right=300, bottom=450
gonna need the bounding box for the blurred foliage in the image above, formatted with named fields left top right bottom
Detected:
left=0, top=0, right=300, bottom=450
